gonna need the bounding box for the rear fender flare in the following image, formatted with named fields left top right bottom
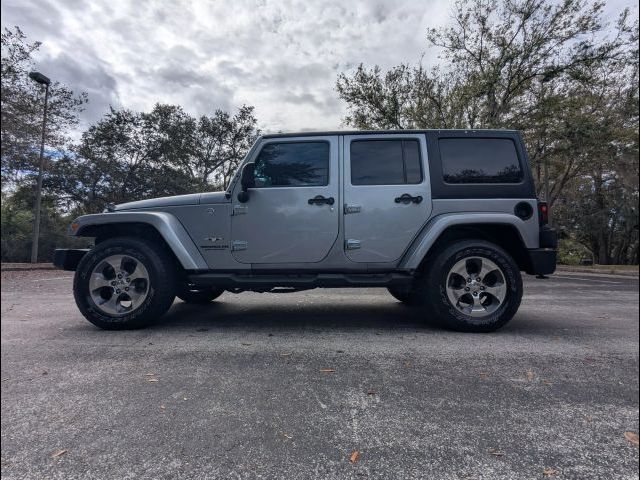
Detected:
left=399, top=213, right=537, bottom=270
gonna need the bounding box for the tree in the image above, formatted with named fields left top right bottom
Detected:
left=46, top=104, right=260, bottom=214
left=47, top=105, right=196, bottom=212
left=192, top=105, right=260, bottom=189
left=336, top=0, right=638, bottom=264
left=0, top=187, right=86, bottom=262
left=1, top=26, right=87, bottom=186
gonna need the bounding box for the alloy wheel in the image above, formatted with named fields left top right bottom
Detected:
left=445, top=256, right=507, bottom=318
left=88, top=254, right=150, bottom=316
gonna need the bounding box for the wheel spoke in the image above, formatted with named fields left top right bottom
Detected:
left=126, top=288, right=146, bottom=307
left=478, top=259, right=497, bottom=280
left=471, top=294, right=486, bottom=314
left=449, top=287, right=465, bottom=302
left=89, top=272, right=112, bottom=290
left=450, top=261, right=469, bottom=278
left=484, top=283, right=506, bottom=302
left=98, top=293, right=121, bottom=314
left=103, top=255, right=124, bottom=273
left=127, top=261, right=146, bottom=282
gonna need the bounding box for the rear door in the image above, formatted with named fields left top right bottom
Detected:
left=230, top=136, right=339, bottom=264
left=343, top=133, right=431, bottom=263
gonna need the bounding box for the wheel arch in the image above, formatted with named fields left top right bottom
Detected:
left=71, top=212, right=208, bottom=270
left=400, top=214, right=537, bottom=273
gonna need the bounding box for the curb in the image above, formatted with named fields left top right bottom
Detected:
left=1, top=263, right=56, bottom=272
left=556, top=266, right=639, bottom=277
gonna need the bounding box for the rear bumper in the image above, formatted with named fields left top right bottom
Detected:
left=540, top=226, right=558, bottom=249
left=526, top=248, right=557, bottom=275
left=53, top=249, right=90, bottom=271
left=525, top=225, right=558, bottom=275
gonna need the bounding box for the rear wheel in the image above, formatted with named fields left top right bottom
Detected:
left=414, top=240, right=522, bottom=332
left=73, top=237, right=177, bottom=330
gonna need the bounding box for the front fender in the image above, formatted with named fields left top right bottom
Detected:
left=399, top=213, right=538, bottom=270
left=70, top=211, right=208, bottom=270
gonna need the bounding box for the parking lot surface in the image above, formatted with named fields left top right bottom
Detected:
left=1, top=269, right=638, bottom=479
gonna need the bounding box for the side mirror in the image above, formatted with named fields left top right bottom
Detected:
left=240, top=162, right=255, bottom=191
left=238, top=162, right=255, bottom=203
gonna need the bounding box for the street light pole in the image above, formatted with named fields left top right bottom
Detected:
left=544, top=156, right=552, bottom=227
left=28, top=71, right=51, bottom=264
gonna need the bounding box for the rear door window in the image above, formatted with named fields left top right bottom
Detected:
left=439, top=138, right=523, bottom=184
left=351, top=139, right=423, bottom=185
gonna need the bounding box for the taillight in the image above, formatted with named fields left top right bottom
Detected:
left=538, top=201, right=549, bottom=226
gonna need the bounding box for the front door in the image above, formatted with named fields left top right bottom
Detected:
left=231, top=136, right=339, bottom=264
left=343, top=133, right=432, bottom=263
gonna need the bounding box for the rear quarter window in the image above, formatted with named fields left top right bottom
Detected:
left=439, top=138, right=523, bottom=184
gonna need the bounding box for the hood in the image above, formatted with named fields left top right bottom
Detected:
left=114, top=193, right=202, bottom=211
left=113, top=191, right=230, bottom=211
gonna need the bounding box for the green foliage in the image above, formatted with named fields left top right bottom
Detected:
left=337, top=0, right=639, bottom=265
left=557, top=237, right=592, bottom=266
left=1, top=26, right=88, bottom=185
left=44, top=104, right=260, bottom=214
left=1, top=189, right=86, bottom=262
left=1, top=28, right=259, bottom=261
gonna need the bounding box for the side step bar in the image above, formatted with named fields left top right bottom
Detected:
left=187, top=272, right=414, bottom=289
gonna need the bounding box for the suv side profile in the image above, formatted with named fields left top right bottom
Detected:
left=55, top=130, right=557, bottom=332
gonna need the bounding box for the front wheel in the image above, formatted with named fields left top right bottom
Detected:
left=414, top=240, right=523, bottom=332
left=73, top=237, right=177, bottom=330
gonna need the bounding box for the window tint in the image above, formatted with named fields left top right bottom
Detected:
left=404, top=140, right=422, bottom=184
left=440, top=138, right=523, bottom=184
left=254, top=142, right=329, bottom=187
left=351, top=139, right=423, bottom=185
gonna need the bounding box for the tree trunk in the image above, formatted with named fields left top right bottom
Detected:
left=592, top=171, right=610, bottom=265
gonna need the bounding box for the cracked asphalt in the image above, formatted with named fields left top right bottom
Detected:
left=1, top=269, right=638, bottom=479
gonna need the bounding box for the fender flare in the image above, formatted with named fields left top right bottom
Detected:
left=399, top=213, right=537, bottom=270
left=70, top=211, right=208, bottom=270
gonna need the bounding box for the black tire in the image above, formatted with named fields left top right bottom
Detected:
left=387, top=286, right=416, bottom=304
left=73, top=237, right=177, bottom=330
left=414, top=240, right=523, bottom=332
left=177, top=286, right=224, bottom=304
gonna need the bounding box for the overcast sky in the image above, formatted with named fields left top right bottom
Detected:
left=2, top=0, right=637, bottom=134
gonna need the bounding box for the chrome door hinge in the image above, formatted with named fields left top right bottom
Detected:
left=345, top=239, right=361, bottom=250
left=232, top=205, right=248, bottom=215
left=231, top=240, right=248, bottom=251
left=344, top=204, right=361, bottom=214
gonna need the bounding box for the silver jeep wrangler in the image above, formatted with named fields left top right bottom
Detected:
left=55, top=130, right=557, bottom=332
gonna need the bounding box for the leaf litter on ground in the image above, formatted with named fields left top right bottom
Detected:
left=624, top=431, right=639, bottom=445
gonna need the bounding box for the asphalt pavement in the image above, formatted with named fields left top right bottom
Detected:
left=1, top=269, right=638, bottom=479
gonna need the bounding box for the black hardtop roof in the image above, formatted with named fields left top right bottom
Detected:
left=261, top=129, right=519, bottom=139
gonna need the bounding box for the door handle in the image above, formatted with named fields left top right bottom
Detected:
left=308, top=195, right=335, bottom=206
left=394, top=193, right=423, bottom=204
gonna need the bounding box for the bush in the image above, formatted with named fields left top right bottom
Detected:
left=557, top=237, right=593, bottom=265
left=1, top=190, right=87, bottom=263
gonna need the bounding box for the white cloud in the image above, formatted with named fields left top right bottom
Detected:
left=2, top=0, right=637, bottom=134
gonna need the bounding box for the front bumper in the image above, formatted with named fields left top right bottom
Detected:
left=53, top=249, right=90, bottom=271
